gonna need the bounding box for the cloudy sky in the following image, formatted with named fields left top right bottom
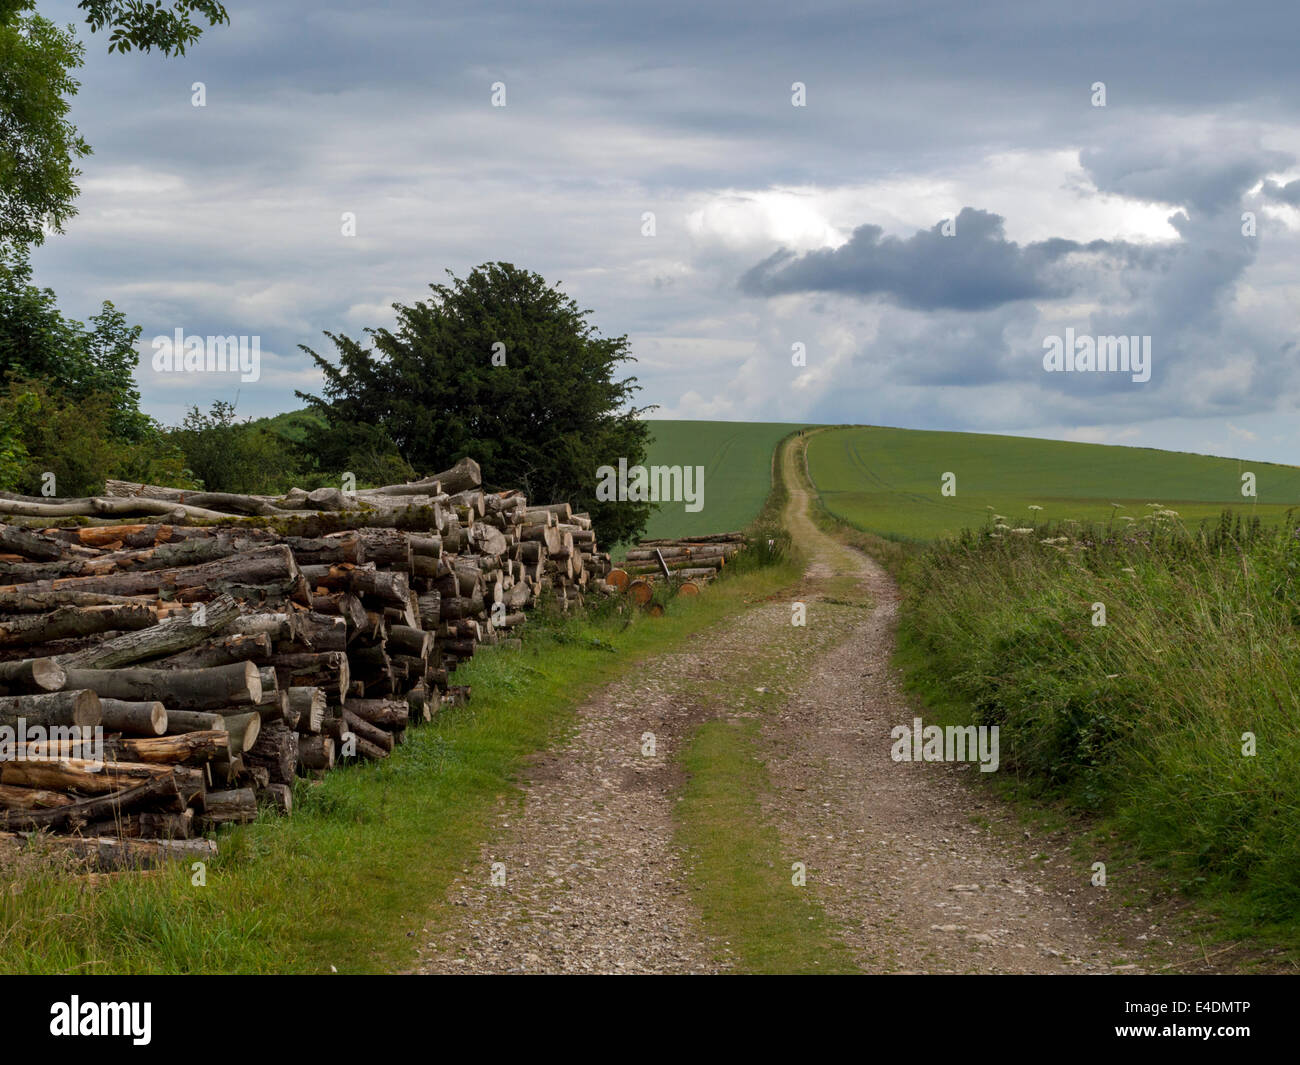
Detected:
left=30, top=0, right=1300, bottom=464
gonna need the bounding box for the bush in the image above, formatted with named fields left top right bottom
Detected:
left=166, top=401, right=310, bottom=494
left=0, top=378, right=188, bottom=497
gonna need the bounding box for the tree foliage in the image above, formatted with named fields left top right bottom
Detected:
left=0, top=249, right=149, bottom=438
left=0, top=5, right=88, bottom=248
left=0, top=1, right=228, bottom=250
left=0, top=377, right=188, bottom=496
left=167, top=400, right=309, bottom=495
left=76, top=1, right=229, bottom=55
left=298, top=262, right=654, bottom=544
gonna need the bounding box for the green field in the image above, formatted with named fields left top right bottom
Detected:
left=807, top=425, right=1300, bottom=541
left=639, top=420, right=811, bottom=541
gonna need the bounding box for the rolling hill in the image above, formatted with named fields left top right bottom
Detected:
left=807, top=425, right=1300, bottom=541
left=638, top=420, right=810, bottom=541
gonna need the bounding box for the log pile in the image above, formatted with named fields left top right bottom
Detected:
left=604, top=533, right=746, bottom=604
left=0, top=458, right=610, bottom=864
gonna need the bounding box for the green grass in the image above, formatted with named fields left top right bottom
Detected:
left=808, top=425, right=1300, bottom=542
left=0, top=567, right=794, bottom=974
left=895, top=513, right=1300, bottom=955
left=639, top=420, right=814, bottom=542
left=677, top=714, right=860, bottom=974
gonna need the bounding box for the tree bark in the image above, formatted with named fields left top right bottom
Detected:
left=0, top=830, right=216, bottom=868
left=54, top=594, right=241, bottom=669
left=109, top=730, right=228, bottom=765
left=163, top=710, right=225, bottom=734
left=0, top=604, right=157, bottom=646
left=150, top=630, right=270, bottom=671
left=98, top=698, right=167, bottom=736
left=0, top=688, right=100, bottom=728
left=296, top=734, right=334, bottom=772
left=196, top=787, right=257, bottom=829
left=245, top=721, right=296, bottom=785
left=0, top=657, right=67, bottom=694
left=63, top=660, right=261, bottom=710
left=0, top=783, right=73, bottom=809
left=287, top=687, right=326, bottom=733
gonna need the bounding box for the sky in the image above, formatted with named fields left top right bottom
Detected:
left=28, top=0, right=1300, bottom=465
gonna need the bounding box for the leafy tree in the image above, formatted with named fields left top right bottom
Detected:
left=298, top=263, right=654, bottom=544
left=0, top=4, right=87, bottom=248
left=0, top=0, right=228, bottom=250
left=168, top=400, right=309, bottom=495
left=0, top=248, right=149, bottom=438
left=0, top=377, right=187, bottom=496
left=77, top=1, right=230, bottom=55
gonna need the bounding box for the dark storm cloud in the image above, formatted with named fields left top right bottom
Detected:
left=738, top=208, right=1138, bottom=311
left=1262, top=179, right=1300, bottom=206
left=1081, top=142, right=1292, bottom=214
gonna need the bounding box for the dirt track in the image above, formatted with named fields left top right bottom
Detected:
left=413, top=438, right=1216, bottom=974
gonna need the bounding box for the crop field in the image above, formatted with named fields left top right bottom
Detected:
left=637, top=420, right=812, bottom=541
left=806, top=425, right=1300, bottom=541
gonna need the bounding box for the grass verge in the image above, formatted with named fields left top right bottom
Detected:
left=0, top=563, right=794, bottom=974
left=894, top=513, right=1300, bottom=958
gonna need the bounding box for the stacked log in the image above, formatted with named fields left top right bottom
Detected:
left=0, top=458, right=610, bottom=861
left=604, top=533, right=746, bottom=599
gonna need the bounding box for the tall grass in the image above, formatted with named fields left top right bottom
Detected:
left=899, top=509, right=1300, bottom=921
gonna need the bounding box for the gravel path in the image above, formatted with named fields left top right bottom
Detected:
left=758, top=442, right=1155, bottom=973
left=413, top=439, right=1224, bottom=974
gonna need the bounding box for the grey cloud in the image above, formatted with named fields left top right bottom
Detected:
left=1262, top=179, right=1300, bottom=206
left=1081, top=141, right=1292, bottom=215
left=738, top=208, right=1128, bottom=311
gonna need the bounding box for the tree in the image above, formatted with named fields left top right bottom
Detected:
left=0, top=0, right=229, bottom=250
left=0, top=377, right=188, bottom=496
left=167, top=400, right=309, bottom=495
left=0, top=248, right=149, bottom=439
left=298, top=263, right=655, bottom=545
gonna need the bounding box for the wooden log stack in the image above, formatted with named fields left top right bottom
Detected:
left=0, top=458, right=610, bottom=863
left=603, top=532, right=746, bottom=600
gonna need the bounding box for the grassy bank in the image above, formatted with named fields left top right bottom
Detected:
left=897, top=510, right=1300, bottom=939
left=807, top=424, right=1300, bottom=541
left=639, top=420, right=814, bottom=542
left=0, top=564, right=793, bottom=974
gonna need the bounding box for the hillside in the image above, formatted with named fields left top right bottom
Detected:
left=807, top=425, right=1300, bottom=541
left=638, top=420, right=811, bottom=541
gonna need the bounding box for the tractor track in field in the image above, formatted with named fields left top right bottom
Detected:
left=410, top=436, right=1240, bottom=975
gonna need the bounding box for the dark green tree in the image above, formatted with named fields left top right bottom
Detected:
left=0, top=0, right=229, bottom=249
left=167, top=400, right=309, bottom=495
left=298, top=262, right=654, bottom=545
left=0, top=248, right=149, bottom=439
